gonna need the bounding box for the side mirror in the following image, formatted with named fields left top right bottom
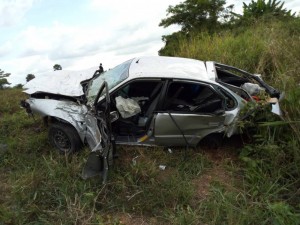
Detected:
left=110, top=111, right=119, bottom=123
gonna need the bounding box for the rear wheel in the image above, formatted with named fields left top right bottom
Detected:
left=48, top=123, right=82, bottom=154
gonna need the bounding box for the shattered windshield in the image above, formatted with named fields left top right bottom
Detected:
left=87, top=59, right=133, bottom=105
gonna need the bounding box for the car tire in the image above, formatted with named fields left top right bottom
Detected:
left=48, top=123, right=82, bottom=154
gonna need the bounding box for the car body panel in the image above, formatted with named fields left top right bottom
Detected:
left=23, top=67, right=97, bottom=96
left=205, top=61, right=218, bottom=81
left=26, top=98, right=88, bottom=141
left=128, top=56, right=214, bottom=81
left=154, top=112, right=226, bottom=146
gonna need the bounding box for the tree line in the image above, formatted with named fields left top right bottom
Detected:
left=0, top=64, right=62, bottom=89
left=159, top=0, right=298, bottom=55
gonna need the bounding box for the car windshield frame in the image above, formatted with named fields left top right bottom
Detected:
left=86, top=59, right=133, bottom=105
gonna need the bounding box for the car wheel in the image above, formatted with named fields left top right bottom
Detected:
left=48, top=123, right=82, bottom=154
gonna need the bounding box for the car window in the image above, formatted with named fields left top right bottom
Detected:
left=112, top=80, right=163, bottom=116
left=164, top=81, right=224, bottom=113
left=216, top=86, right=237, bottom=110
left=115, top=80, right=161, bottom=98
left=86, top=59, right=133, bottom=105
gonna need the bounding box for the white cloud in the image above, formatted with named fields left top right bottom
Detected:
left=0, top=0, right=36, bottom=27
left=3, top=0, right=181, bottom=85
left=0, top=40, right=13, bottom=57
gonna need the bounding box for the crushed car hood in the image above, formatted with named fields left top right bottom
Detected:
left=23, top=67, right=98, bottom=97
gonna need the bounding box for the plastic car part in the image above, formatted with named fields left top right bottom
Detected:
left=115, top=96, right=141, bottom=118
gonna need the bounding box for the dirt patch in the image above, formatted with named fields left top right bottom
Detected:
left=192, top=145, right=240, bottom=203
left=116, top=213, right=160, bottom=225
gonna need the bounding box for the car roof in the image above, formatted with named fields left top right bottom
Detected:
left=128, top=56, right=216, bottom=82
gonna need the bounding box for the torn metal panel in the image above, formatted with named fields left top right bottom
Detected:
left=84, top=113, right=103, bottom=152
left=205, top=61, right=218, bottom=81
left=23, top=67, right=97, bottom=97
left=268, top=98, right=282, bottom=116
left=26, top=98, right=88, bottom=141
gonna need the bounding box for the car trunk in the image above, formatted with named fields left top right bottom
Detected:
left=213, top=63, right=280, bottom=100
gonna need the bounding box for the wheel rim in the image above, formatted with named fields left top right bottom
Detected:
left=53, top=129, right=71, bottom=152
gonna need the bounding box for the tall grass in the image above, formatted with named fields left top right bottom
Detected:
left=0, top=91, right=211, bottom=224
left=168, top=19, right=300, bottom=224
left=175, top=19, right=300, bottom=86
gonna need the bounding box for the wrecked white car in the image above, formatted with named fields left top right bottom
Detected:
left=21, top=56, right=280, bottom=180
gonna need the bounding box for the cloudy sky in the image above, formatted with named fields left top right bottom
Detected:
left=1, top=0, right=299, bottom=85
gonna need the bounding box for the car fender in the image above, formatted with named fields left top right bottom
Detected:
left=26, top=98, right=88, bottom=142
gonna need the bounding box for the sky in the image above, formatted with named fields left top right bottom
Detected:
left=1, top=0, right=299, bottom=86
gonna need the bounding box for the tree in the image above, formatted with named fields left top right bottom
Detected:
left=0, top=69, right=11, bottom=89
left=233, top=0, right=296, bottom=25
left=158, top=31, right=186, bottom=56
left=26, top=74, right=35, bottom=82
left=53, top=64, right=62, bottom=71
left=14, top=84, right=23, bottom=89
left=159, top=0, right=234, bottom=56
left=159, top=0, right=233, bottom=34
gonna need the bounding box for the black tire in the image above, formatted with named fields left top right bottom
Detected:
left=48, top=123, right=82, bottom=154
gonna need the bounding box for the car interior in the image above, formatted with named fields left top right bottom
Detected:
left=163, top=82, right=224, bottom=114
left=109, top=80, right=163, bottom=139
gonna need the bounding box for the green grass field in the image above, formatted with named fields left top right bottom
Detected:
left=0, top=85, right=299, bottom=225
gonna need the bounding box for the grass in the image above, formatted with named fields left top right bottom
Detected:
left=0, top=92, right=213, bottom=224
left=1, top=88, right=298, bottom=224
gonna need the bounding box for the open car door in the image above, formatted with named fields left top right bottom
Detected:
left=82, top=81, right=115, bottom=183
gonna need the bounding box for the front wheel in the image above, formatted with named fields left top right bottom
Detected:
left=48, top=123, right=82, bottom=154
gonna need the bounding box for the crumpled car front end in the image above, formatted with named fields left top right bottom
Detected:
left=21, top=68, right=117, bottom=182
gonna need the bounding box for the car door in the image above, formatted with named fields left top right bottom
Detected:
left=154, top=80, right=227, bottom=147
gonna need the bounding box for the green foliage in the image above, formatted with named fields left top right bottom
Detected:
left=0, top=69, right=11, bottom=89
left=161, top=19, right=300, bottom=85
left=13, top=83, right=23, bottom=89
left=159, top=0, right=299, bottom=56
left=243, top=0, right=295, bottom=20
left=53, top=64, right=62, bottom=71
left=159, top=0, right=235, bottom=55
left=26, top=74, right=35, bottom=82
left=159, top=0, right=233, bottom=33
left=159, top=31, right=186, bottom=56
